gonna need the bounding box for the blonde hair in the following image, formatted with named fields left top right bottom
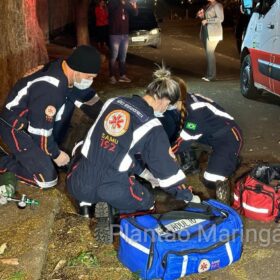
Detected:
left=146, top=65, right=180, bottom=104
left=172, top=76, right=188, bottom=101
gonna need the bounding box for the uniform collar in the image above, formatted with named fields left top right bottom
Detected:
left=132, top=95, right=154, bottom=116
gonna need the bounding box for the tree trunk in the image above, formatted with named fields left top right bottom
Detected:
left=75, top=0, right=90, bottom=46
left=0, top=0, right=48, bottom=108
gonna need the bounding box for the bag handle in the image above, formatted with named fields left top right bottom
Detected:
left=154, top=202, right=213, bottom=221
left=152, top=202, right=228, bottom=239
left=154, top=211, right=214, bottom=221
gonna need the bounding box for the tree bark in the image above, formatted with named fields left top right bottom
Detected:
left=75, top=0, right=90, bottom=46
left=0, top=0, right=48, bottom=108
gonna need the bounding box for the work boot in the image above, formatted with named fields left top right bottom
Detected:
left=215, top=180, right=231, bottom=205
left=94, top=202, right=113, bottom=244
left=179, top=150, right=200, bottom=174
left=78, top=201, right=94, bottom=218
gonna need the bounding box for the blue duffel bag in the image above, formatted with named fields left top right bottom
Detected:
left=118, top=199, right=243, bottom=280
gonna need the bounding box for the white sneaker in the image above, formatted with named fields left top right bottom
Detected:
left=202, top=77, right=210, bottom=82
left=119, top=75, right=131, bottom=83
left=109, top=76, right=117, bottom=84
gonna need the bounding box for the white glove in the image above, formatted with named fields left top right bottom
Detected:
left=54, top=150, right=70, bottom=167
left=185, top=194, right=201, bottom=204
left=139, top=168, right=159, bottom=188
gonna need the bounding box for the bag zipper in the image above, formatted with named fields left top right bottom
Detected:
left=127, top=218, right=155, bottom=272
left=161, top=233, right=239, bottom=269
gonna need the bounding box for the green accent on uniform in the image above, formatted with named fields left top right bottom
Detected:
left=186, top=122, right=197, bottom=130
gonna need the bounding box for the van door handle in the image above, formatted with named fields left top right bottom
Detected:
left=267, top=23, right=275, bottom=29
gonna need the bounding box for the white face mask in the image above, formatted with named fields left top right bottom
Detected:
left=167, top=104, right=177, bottom=110
left=74, top=72, right=93, bottom=90
left=74, top=78, right=93, bottom=90
left=154, top=111, right=164, bottom=118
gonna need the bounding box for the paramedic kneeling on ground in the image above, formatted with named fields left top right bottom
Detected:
left=0, top=46, right=103, bottom=188
left=67, top=68, right=200, bottom=224
left=170, top=77, right=243, bottom=204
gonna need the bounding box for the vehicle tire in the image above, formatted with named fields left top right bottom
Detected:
left=240, top=54, right=259, bottom=99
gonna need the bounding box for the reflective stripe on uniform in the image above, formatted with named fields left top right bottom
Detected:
left=55, top=104, right=65, bottom=121
left=118, top=118, right=162, bottom=172
left=158, top=169, right=186, bottom=188
left=180, top=130, right=202, bottom=140
left=6, top=76, right=60, bottom=110
left=27, top=125, right=53, bottom=137
left=204, top=171, right=226, bottom=182
left=191, top=102, right=234, bottom=120
left=34, top=176, right=58, bottom=188
left=82, top=98, right=117, bottom=157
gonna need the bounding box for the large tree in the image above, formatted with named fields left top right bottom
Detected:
left=0, top=0, right=48, bottom=107
left=75, top=0, right=90, bottom=45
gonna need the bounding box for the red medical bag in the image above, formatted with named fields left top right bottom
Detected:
left=233, top=165, right=280, bottom=222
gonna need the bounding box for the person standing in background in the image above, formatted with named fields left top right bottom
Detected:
left=108, top=0, right=138, bottom=84
left=94, top=0, right=109, bottom=50
left=197, top=0, right=224, bottom=82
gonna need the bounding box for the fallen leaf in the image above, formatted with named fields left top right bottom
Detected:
left=0, top=258, right=19, bottom=265
left=0, top=243, right=7, bottom=255
left=52, top=259, right=66, bottom=274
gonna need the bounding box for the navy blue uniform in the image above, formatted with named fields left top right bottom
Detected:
left=0, top=60, right=102, bottom=188
left=159, top=107, right=181, bottom=144
left=172, top=93, right=243, bottom=182
left=67, top=96, right=191, bottom=211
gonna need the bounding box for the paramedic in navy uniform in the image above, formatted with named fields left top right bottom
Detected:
left=67, top=67, right=200, bottom=225
left=0, top=45, right=103, bottom=189
left=171, top=78, right=243, bottom=204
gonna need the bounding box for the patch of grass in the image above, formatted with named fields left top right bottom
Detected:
left=104, top=249, right=117, bottom=257
left=131, top=270, right=141, bottom=280
left=9, top=271, right=25, bottom=280
left=67, top=251, right=99, bottom=267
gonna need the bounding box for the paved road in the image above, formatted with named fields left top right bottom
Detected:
left=127, top=19, right=280, bottom=160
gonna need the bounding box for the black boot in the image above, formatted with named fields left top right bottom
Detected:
left=215, top=180, right=231, bottom=205
left=179, top=149, right=200, bottom=174
left=93, top=202, right=114, bottom=244
left=78, top=201, right=93, bottom=218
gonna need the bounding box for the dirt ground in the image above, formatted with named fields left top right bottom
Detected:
left=39, top=150, right=279, bottom=280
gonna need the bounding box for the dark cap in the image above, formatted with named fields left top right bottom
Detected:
left=66, top=45, right=101, bottom=74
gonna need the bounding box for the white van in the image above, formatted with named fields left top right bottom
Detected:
left=240, top=0, right=280, bottom=99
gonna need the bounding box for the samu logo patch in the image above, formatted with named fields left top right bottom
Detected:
left=104, top=109, right=130, bottom=137
left=186, top=122, right=197, bottom=130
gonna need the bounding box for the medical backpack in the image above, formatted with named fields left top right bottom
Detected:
left=233, top=164, right=280, bottom=222
left=118, top=200, right=243, bottom=280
